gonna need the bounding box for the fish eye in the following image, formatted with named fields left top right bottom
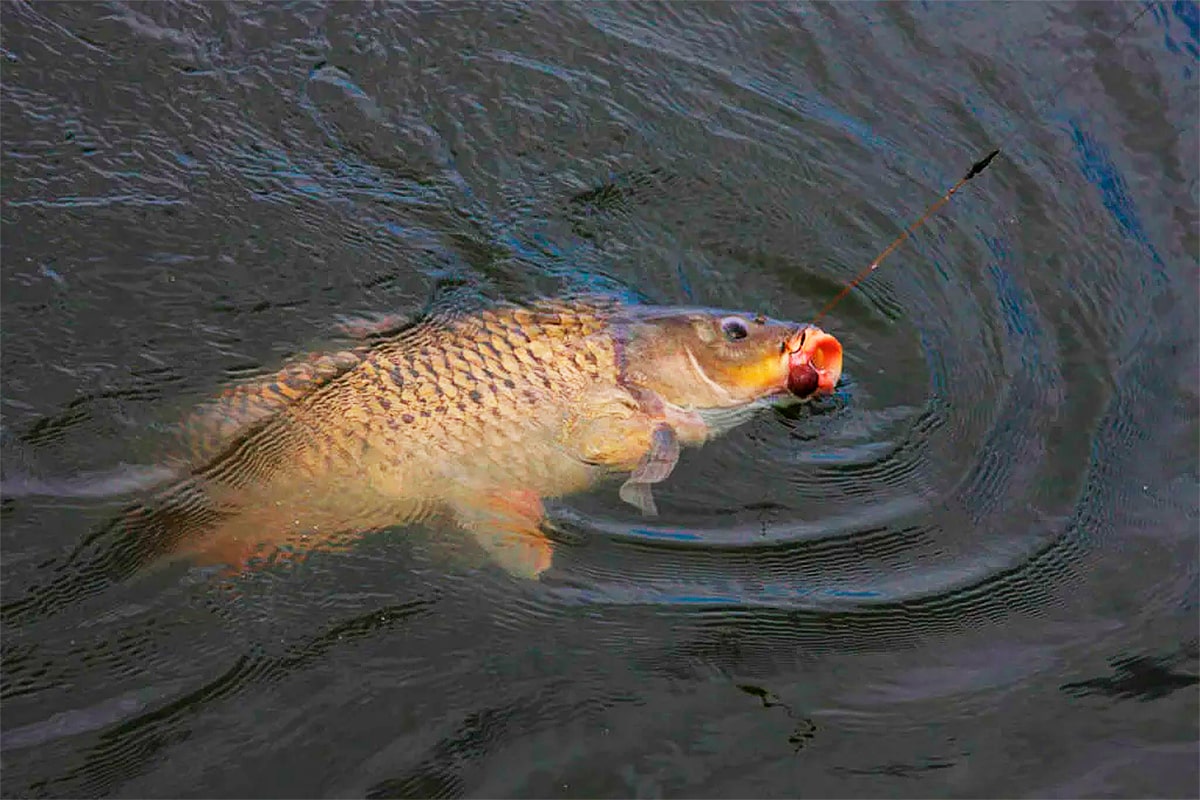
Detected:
left=720, top=316, right=750, bottom=341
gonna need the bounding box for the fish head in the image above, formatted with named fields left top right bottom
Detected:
left=620, top=307, right=843, bottom=410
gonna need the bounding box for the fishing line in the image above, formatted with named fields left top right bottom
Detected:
left=812, top=1, right=1157, bottom=326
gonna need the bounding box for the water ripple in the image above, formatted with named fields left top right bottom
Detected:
left=1, top=2, right=1194, bottom=797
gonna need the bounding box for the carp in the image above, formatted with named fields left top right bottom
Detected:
left=111, top=295, right=843, bottom=579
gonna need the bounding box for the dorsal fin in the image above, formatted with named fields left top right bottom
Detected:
left=333, top=310, right=419, bottom=340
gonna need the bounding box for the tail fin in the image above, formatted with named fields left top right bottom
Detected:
left=1, top=476, right=226, bottom=626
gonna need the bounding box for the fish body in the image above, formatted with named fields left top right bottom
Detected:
left=131, top=296, right=844, bottom=577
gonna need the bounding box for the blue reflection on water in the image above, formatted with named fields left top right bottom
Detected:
left=627, top=527, right=701, bottom=541
left=1069, top=121, right=1167, bottom=272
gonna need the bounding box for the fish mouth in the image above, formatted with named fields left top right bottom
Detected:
left=785, top=326, right=843, bottom=399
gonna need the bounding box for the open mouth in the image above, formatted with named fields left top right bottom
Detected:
left=785, top=326, right=843, bottom=398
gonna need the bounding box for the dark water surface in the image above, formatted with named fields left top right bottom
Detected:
left=2, top=2, right=1197, bottom=797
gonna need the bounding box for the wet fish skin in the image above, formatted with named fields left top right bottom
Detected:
left=130, top=296, right=845, bottom=578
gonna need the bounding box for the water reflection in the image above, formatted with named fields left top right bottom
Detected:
left=1, top=2, right=1195, bottom=797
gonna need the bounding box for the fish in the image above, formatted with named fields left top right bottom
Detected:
left=94, top=294, right=844, bottom=580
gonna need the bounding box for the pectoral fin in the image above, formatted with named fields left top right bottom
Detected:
left=618, top=424, right=680, bottom=516
left=563, top=387, right=691, bottom=517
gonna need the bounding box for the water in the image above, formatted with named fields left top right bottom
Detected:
left=1, top=2, right=1196, bottom=797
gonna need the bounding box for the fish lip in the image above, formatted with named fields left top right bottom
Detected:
left=785, top=325, right=843, bottom=396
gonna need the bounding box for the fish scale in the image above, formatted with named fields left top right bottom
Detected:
left=96, top=296, right=840, bottom=578
left=183, top=300, right=621, bottom=517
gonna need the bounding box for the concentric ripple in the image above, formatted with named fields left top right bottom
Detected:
left=517, top=21, right=1074, bottom=625
left=1, top=2, right=1195, bottom=797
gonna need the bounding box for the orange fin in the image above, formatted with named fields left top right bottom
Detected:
left=453, top=490, right=554, bottom=579
left=197, top=534, right=359, bottom=577
left=188, top=506, right=370, bottom=576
